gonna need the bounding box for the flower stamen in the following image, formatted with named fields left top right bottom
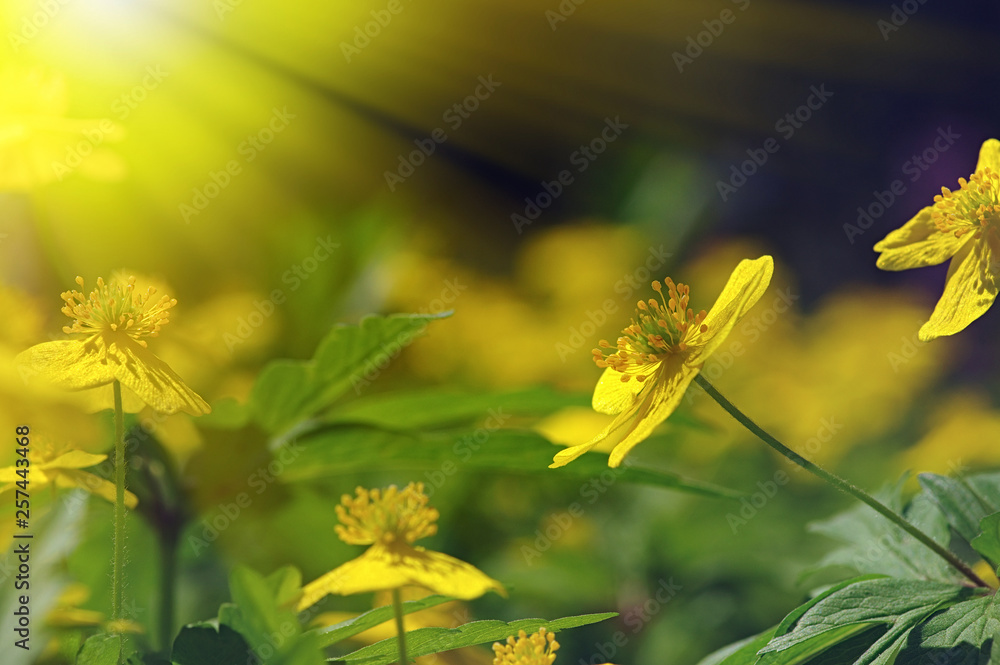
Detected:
left=335, top=482, right=439, bottom=546
left=61, top=276, right=176, bottom=348
left=492, top=629, right=559, bottom=665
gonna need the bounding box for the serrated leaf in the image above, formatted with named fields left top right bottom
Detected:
left=77, top=634, right=122, bottom=665
left=281, top=426, right=739, bottom=498
left=895, top=594, right=1000, bottom=665
left=759, top=578, right=976, bottom=665
left=334, top=612, right=617, bottom=665
left=251, top=313, right=449, bottom=433
left=171, top=623, right=251, bottom=665
left=806, top=477, right=956, bottom=583
left=918, top=474, right=996, bottom=546
left=971, top=512, right=1000, bottom=569
left=312, top=594, right=454, bottom=648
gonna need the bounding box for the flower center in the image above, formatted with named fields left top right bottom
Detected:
left=335, top=483, right=439, bottom=546
left=61, top=276, right=175, bottom=348
left=591, top=278, right=707, bottom=383
left=492, top=629, right=559, bottom=665
left=932, top=166, right=1000, bottom=240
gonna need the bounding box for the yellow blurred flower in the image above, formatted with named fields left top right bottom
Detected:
left=875, top=138, right=1000, bottom=340
left=297, top=483, right=503, bottom=611
left=491, top=629, right=559, bottom=665
left=550, top=256, right=774, bottom=468
left=899, top=392, right=1000, bottom=474
left=46, top=583, right=104, bottom=628
left=0, top=66, right=125, bottom=190
left=16, top=275, right=210, bottom=415
left=0, top=439, right=137, bottom=508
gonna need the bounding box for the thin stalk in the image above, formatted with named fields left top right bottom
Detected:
left=694, top=374, right=989, bottom=588
left=392, top=588, right=409, bottom=665
left=112, top=380, right=127, bottom=622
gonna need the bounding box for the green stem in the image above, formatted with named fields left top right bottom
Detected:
left=112, top=380, right=127, bottom=624
left=392, top=588, right=408, bottom=665
left=694, top=374, right=989, bottom=588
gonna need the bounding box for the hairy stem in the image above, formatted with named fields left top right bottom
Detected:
left=694, top=374, right=988, bottom=588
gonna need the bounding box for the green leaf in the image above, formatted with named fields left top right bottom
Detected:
left=694, top=627, right=776, bottom=665
left=758, top=578, right=976, bottom=665
left=251, top=313, right=450, bottom=433
left=333, top=612, right=617, bottom=665
left=806, top=477, right=957, bottom=583
left=324, top=387, right=589, bottom=430
left=221, top=566, right=322, bottom=665
left=264, top=566, right=303, bottom=607
left=759, top=623, right=876, bottom=665
left=894, top=594, right=1000, bottom=665
left=281, top=426, right=739, bottom=498
left=77, top=634, right=122, bottom=665
left=171, top=623, right=251, bottom=665
left=312, top=595, right=454, bottom=648
left=918, top=473, right=996, bottom=546
left=971, top=512, right=1000, bottom=569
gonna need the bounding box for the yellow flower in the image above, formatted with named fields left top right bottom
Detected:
left=297, top=483, right=504, bottom=611
left=874, top=138, right=1000, bottom=340
left=550, top=256, right=774, bottom=468
left=16, top=276, right=210, bottom=415
left=492, top=629, right=559, bottom=665
left=0, top=441, right=137, bottom=508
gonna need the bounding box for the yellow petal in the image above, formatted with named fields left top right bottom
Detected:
left=686, top=256, right=774, bottom=365
left=607, top=359, right=699, bottom=467
left=15, top=340, right=116, bottom=390
left=975, top=138, right=1000, bottom=173
left=551, top=356, right=698, bottom=468
left=297, top=544, right=503, bottom=611
left=44, top=450, right=107, bottom=470
left=53, top=470, right=139, bottom=508
left=591, top=363, right=659, bottom=415
left=919, top=239, right=999, bottom=340
left=873, top=207, right=969, bottom=271
left=102, top=336, right=211, bottom=416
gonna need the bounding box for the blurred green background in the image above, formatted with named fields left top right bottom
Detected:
left=2, top=0, right=999, bottom=663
